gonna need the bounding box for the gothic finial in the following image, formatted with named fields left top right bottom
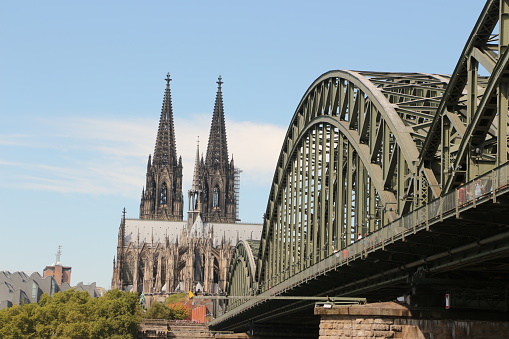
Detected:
left=191, top=136, right=201, bottom=190
left=166, top=73, right=171, bottom=86
left=217, top=75, right=223, bottom=89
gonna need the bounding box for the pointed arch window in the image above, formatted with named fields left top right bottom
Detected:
left=151, top=179, right=157, bottom=199
left=160, top=182, right=168, bottom=205
left=213, top=186, right=219, bottom=208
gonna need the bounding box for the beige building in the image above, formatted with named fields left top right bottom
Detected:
left=112, top=74, right=262, bottom=294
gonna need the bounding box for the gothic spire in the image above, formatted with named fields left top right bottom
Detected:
left=206, top=76, right=229, bottom=169
left=192, top=137, right=201, bottom=190
left=140, top=73, right=183, bottom=221
left=153, top=73, right=178, bottom=166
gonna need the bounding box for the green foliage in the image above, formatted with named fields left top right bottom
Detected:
left=168, top=303, right=190, bottom=320
left=143, top=302, right=173, bottom=319
left=143, top=301, right=190, bottom=320
left=0, top=289, right=141, bottom=339
left=165, top=292, right=187, bottom=304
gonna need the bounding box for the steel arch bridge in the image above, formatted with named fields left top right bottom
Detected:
left=215, top=0, right=509, bottom=333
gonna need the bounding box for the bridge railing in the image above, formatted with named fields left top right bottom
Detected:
left=214, top=162, right=509, bottom=323
left=261, top=161, right=509, bottom=295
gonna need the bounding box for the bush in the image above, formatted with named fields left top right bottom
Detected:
left=168, top=303, right=190, bottom=320
left=165, top=292, right=187, bottom=304
left=143, top=302, right=173, bottom=319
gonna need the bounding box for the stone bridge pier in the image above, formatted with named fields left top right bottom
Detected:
left=314, top=302, right=509, bottom=339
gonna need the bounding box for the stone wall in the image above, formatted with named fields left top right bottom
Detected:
left=138, top=319, right=215, bottom=338
left=315, top=302, right=509, bottom=339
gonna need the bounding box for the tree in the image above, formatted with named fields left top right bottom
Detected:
left=168, top=303, right=190, bottom=320
left=143, top=301, right=190, bottom=320
left=165, top=292, right=187, bottom=304
left=0, top=289, right=141, bottom=339
left=143, top=302, right=173, bottom=319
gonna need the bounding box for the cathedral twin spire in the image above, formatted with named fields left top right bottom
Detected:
left=206, top=76, right=230, bottom=170
left=153, top=73, right=178, bottom=167
left=140, top=73, right=183, bottom=221
left=140, top=74, right=237, bottom=223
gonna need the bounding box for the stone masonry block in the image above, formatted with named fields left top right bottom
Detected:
left=373, top=330, right=395, bottom=338
left=360, top=323, right=373, bottom=330
left=390, top=324, right=402, bottom=332
left=321, top=321, right=334, bottom=329
left=374, top=318, right=394, bottom=324
left=362, top=318, right=374, bottom=324
left=361, top=330, right=374, bottom=337
left=373, top=324, right=391, bottom=331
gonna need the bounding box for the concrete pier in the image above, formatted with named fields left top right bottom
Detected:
left=314, top=302, right=509, bottom=339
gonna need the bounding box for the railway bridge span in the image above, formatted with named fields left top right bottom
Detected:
left=211, top=1, right=509, bottom=337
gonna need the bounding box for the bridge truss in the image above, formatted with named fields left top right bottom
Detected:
left=217, top=0, right=509, bottom=333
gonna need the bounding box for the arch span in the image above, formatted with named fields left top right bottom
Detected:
left=226, top=240, right=258, bottom=310
left=216, top=1, right=509, bottom=332
left=256, top=71, right=449, bottom=290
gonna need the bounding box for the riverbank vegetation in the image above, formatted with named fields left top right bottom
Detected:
left=0, top=289, right=140, bottom=338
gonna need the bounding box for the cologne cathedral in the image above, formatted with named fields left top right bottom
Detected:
left=112, top=74, right=262, bottom=295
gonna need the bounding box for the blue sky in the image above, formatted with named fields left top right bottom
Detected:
left=0, top=1, right=486, bottom=289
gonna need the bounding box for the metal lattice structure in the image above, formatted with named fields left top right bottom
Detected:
left=256, top=71, right=451, bottom=289
left=225, top=240, right=258, bottom=310
left=218, top=0, right=509, bottom=330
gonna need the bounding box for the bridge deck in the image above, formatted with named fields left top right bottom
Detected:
left=210, top=163, right=509, bottom=331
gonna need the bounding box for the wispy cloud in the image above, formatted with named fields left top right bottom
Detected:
left=0, top=114, right=286, bottom=201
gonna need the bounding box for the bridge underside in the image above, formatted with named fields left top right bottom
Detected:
left=215, top=1, right=509, bottom=334
left=212, top=187, right=509, bottom=333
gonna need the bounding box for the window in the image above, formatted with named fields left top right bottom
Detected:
left=50, top=279, right=56, bottom=296
left=160, top=183, right=167, bottom=205
left=213, top=187, right=219, bottom=208
left=31, top=281, right=38, bottom=299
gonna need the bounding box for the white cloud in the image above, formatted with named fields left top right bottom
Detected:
left=1, top=114, right=287, bottom=201
left=228, top=120, right=285, bottom=183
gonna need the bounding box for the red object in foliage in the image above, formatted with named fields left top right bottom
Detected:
left=168, top=302, right=192, bottom=320
left=192, top=305, right=207, bottom=323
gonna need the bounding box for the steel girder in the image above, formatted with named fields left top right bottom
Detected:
left=419, top=0, right=509, bottom=195
left=225, top=240, right=257, bottom=311
left=255, top=71, right=453, bottom=292
left=224, top=0, right=509, bottom=316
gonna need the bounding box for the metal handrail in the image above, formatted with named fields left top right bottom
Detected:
left=215, top=162, right=509, bottom=324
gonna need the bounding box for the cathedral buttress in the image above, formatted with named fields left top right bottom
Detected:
left=140, top=73, right=183, bottom=221
left=112, top=208, right=126, bottom=290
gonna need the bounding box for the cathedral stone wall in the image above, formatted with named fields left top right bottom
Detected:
left=112, top=218, right=262, bottom=294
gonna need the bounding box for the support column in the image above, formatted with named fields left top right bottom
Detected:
left=315, top=302, right=509, bottom=339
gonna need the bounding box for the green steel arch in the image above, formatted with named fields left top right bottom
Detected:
left=255, top=71, right=451, bottom=290
left=419, top=0, right=509, bottom=194
left=223, top=0, right=509, bottom=313
left=225, top=240, right=258, bottom=310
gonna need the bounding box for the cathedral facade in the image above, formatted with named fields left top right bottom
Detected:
left=112, top=74, right=262, bottom=295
